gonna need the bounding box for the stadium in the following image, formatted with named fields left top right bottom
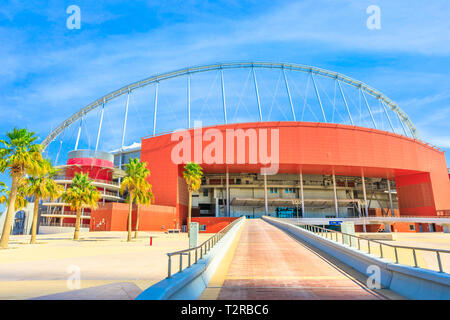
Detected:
left=8, top=62, right=450, bottom=236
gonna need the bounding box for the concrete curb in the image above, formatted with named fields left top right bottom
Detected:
left=136, top=217, right=246, bottom=300
left=263, top=216, right=450, bottom=300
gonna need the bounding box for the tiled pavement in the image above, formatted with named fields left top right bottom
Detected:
left=211, top=219, right=384, bottom=300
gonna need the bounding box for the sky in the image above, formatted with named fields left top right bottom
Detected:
left=0, top=0, right=449, bottom=193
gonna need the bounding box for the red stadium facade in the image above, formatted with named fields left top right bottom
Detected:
left=32, top=63, right=450, bottom=235
left=127, top=121, right=450, bottom=231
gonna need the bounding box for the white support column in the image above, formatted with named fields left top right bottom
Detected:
left=215, top=197, right=219, bottom=217
left=55, top=130, right=65, bottom=165
left=220, top=69, right=227, bottom=124
left=62, top=184, right=67, bottom=216
left=361, top=172, right=369, bottom=233
left=187, top=73, right=191, bottom=128
left=153, top=82, right=159, bottom=136
left=252, top=68, right=263, bottom=122
left=337, top=80, right=354, bottom=125
left=387, top=178, right=394, bottom=217
left=283, top=68, right=296, bottom=121
left=361, top=89, right=377, bottom=129
left=381, top=100, right=395, bottom=133
left=332, top=173, right=339, bottom=218
left=300, top=172, right=305, bottom=216
left=397, top=112, right=409, bottom=137
left=103, top=187, right=106, bottom=204
left=226, top=170, right=230, bottom=217
left=311, top=72, right=327, bottom=122
left=264, top=173, right=268, bottom=216
left=74, top=117, right=83, bottom=150
left=95, top=101, right=105, bottom=151
left=121, top=91, right=130, bottom=149
left=119, top=91, right=130, bottom=184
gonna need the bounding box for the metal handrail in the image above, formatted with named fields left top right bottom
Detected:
left=53, top=175, right=120, bottom=186
left=40, top=222, right=90, bottom=228
left=166, top=216, right=244, bottom=277
left=285, top=216, right=450, bottom=221
left=292, top=222, right=449, bottom=273
left=41, top=210, right=91, bottom=217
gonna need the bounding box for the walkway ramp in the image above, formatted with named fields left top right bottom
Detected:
left=201, top=219, right=384, bottom=300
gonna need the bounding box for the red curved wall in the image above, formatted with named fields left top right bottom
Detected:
left=66, top=157, right=114, bottom=181
left=63, top=156, right=115, bottom=226
left=141, top=122, right=450, bottom=224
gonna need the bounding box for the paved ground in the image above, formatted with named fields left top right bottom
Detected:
left=0, top=231, right=212, bottom=300
left=378, top=232, right=450, bottom=272
left=201, top=220, right=387, bottom=300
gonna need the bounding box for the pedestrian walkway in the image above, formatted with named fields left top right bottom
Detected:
left=200, top=219, right=385, bottom=300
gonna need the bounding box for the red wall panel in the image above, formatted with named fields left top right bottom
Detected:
left=140, top=122, right=450, bottom=224
left=90, top=202, right=178, bottom=232
left=192, top=217, right=239, bottom=233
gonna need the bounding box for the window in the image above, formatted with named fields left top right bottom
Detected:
left=203, top=189, right=208, bottom=197
left=409, top=224, right=415, bottom=231
left=200, top=225, right=206, bottom=231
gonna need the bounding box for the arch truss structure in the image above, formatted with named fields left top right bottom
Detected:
left=42, top=62, right=421, bottom=164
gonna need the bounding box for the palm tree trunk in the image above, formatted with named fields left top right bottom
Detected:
left=134, top=204, right=140, bottom=239
left=0, top=174, right=20, bottom=249
left=73, top=208, right=81, bottom=240
left=187, top=190, right=192, bottom=238
left=30, top=197, right=40, bottom=244
left=127, top=191, right=133, bottom=242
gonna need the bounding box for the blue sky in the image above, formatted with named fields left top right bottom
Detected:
left=0, top=0, right=449, bottom=191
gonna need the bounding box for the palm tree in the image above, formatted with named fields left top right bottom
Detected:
left=62, top=172, right=100, bottom=240
left=0, top=128, right=42, bottom=249
left=25, top=159, right=64, bottom=244
left=183, top=162, right=203, bottom=235
left=0, top=181, right=7, bottom=205
left=4, top=179, right=29, bottom=212
left=0, top=182, right=7, bottom=224
left=132, top=185, right=153, bottom=239
left=120, top=158, right=151, bottom=242
left=11, top=180, right=29, bottom=211
left=3, top=181, right=29, bottom=235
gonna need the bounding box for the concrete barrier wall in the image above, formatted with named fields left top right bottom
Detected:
left=263, top=216, right=450, bottom=300
left=39, top=226, right=89, bottom=234
left=136, top=217, right=246, bottom=300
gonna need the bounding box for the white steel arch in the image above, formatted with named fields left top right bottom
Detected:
left=42, top=61, right=419, bottom=149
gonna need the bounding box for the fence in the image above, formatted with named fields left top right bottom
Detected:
left=52, top=175, right=120, bottom=186
left=39, top=221, right=90, bottom=228
left=166, top=217, right=244, bottom=277
left=298, top=223, right=450, bottom=273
